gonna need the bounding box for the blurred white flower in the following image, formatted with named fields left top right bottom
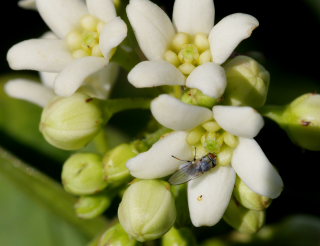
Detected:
left=126, top=94, right=283, bottom=227
left=5, top=62, right=119, bottom=107
left=7, top=0, right=127, bottom=97
left=18, top=0, right=36, bottom=10
left=126, top=0, right=258, bottom=98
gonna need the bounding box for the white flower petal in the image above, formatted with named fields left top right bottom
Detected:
left=99, top=17, right=127, bottom=60
left=209, top=13, right=259, bottom=64
left=86, top=0, right=116, bottom=23
left=81, top=62, right=119, bottom=99
left=18, top=0, right=36, bottom=10
left=41, top=32, right=58, bottom=39
left=127, top=131, right=193, bottom=179
left=128, top=61, right=185, bottom=88
left=36, top=0, right=88, bottom=38
left=232, top=138, right=283, bottom=199
left=54, top=56, right=106, bottom=97
left=188, top=166, right=235, bottom=227
left=5, top=79, right=54, bottom=107
left=40, top=72, right=57, bottom=88
left=212, top=106, right=264, bottom=138
left=126, top=0, right=175, bottom=60
left=7, top=39, right=73, bottom=72
left=186, top=62, right=226, bottom=98
left=151, top=94, right=212, bottom=130
left=173, top=0, right=215, bottom=35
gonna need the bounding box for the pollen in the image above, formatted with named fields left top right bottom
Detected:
left=164, top=32, right=212, bottom=76
left=197, top=195, right=203, bottom=201
left=66, top=15, right=106, bottom=58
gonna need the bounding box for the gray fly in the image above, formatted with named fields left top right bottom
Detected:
left=169, top=152, right=217, bottom=185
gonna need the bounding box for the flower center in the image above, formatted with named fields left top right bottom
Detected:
left=186, top=120, right=238, bottom=166
left=66, top=15, right=105, bottom=58
left=164, top=32, right=212, bottom=76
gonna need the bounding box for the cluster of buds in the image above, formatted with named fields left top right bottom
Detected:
left=60, top=143, right=139, bottom=219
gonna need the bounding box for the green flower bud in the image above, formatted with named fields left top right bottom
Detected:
left=181, top=88, right=217, bottom=108
left=40, top=92, right=104, bottom=150
left=223, top=198, right=265, bottom=234
left=118, top=180, right=176, bottom=242
left=223, top=56, right=270, bottom=108
left=162, top=227, right=197, bottom=246
left=202, top=239, right=228, bottom=246
left=99, top=223, right=141, bottom=246
left=75, top=193, right=112, bottom=219
left=104, top=144, right=137, bottom=186
left=62, top=153, right=107, bottom=195
left=262, top=93, right=320, bottom=151
left=233, top=177, right=272, bottom=211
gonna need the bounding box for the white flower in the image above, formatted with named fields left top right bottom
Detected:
left=5, top=62, right=119, bottom=107
left=7, top=0, right=127, bottom=97
left=126, top=0, right=258, bottom=98
left=126, top=94, right=283, bottom=227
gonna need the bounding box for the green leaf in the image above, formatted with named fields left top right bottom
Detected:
left=0, top=148, right=109, bottom=242
left=0, top=175, right=88, bottom=246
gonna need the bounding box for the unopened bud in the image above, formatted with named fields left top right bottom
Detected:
left=62, top=153, right=107, bottom=195
left=162, top=227, right=197, bottom=246
left=181, top=88, right=217, bottom=108
left=234, top=177, right=272, bottom=211
left=283, top=93, right=320, bottom=151
left=223, top=56, right=270, bottom=108
left=118, top=180, right=176, bottom=242
left=75, top=193, right=112, bottom=219
left=99, top=223, right=141, bottom=246
left=103, top=144, right=137, bottom=186
left=40, top=93, right=104, bottom=150
left=263, top=93, right=320, bottom=151
left=223, top=198, right=265, bottom=234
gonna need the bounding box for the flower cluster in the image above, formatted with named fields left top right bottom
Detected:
left=7, top=0, right=320, bottom=244
left=122, top=0, right=282, bottom=233
left=7, top=0, right=126, bottom=103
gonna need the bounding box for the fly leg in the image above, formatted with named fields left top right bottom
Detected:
left=171, top=155, right=190, bottom=162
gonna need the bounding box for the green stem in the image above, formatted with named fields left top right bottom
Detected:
left=134, top=127, right=172, bottom=152
left=0, top=147, right=108, bottom=238
left=112, top=43, right=142, bottom=71
left=141, top=127, right=171, bottom=149
left=259, top=105, right=286, bottom=125
left=102, top=98, right=151, bottom=122
left=94, top=130, right=109, bottom=154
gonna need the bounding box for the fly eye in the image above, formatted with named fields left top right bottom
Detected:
left=208, top=153, right=216, bottom=161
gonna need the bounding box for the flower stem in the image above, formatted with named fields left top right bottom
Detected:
left=102, top=98, right=151, bottom=122
left=259, top=105, right=286, bottom=125
left=134, top=127, right=172, bottom=152
left=0, top=147, right=108, bottom=238
left=94, top=130, right=109, bottom=154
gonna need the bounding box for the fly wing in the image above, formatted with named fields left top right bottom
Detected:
left=169, top=163, right=201, bottom=185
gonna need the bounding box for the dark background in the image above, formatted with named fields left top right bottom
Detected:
left=0, top=0, right=319, bottom=230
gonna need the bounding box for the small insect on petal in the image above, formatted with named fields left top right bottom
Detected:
left=169, top=153, right=217, bottom=185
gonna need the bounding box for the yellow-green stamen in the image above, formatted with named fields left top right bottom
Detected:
left=187, top=120, right=239, bottom=167
left=164, top=32, right=213, bottom=75
left=66, top=15, right=106, bottom=58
